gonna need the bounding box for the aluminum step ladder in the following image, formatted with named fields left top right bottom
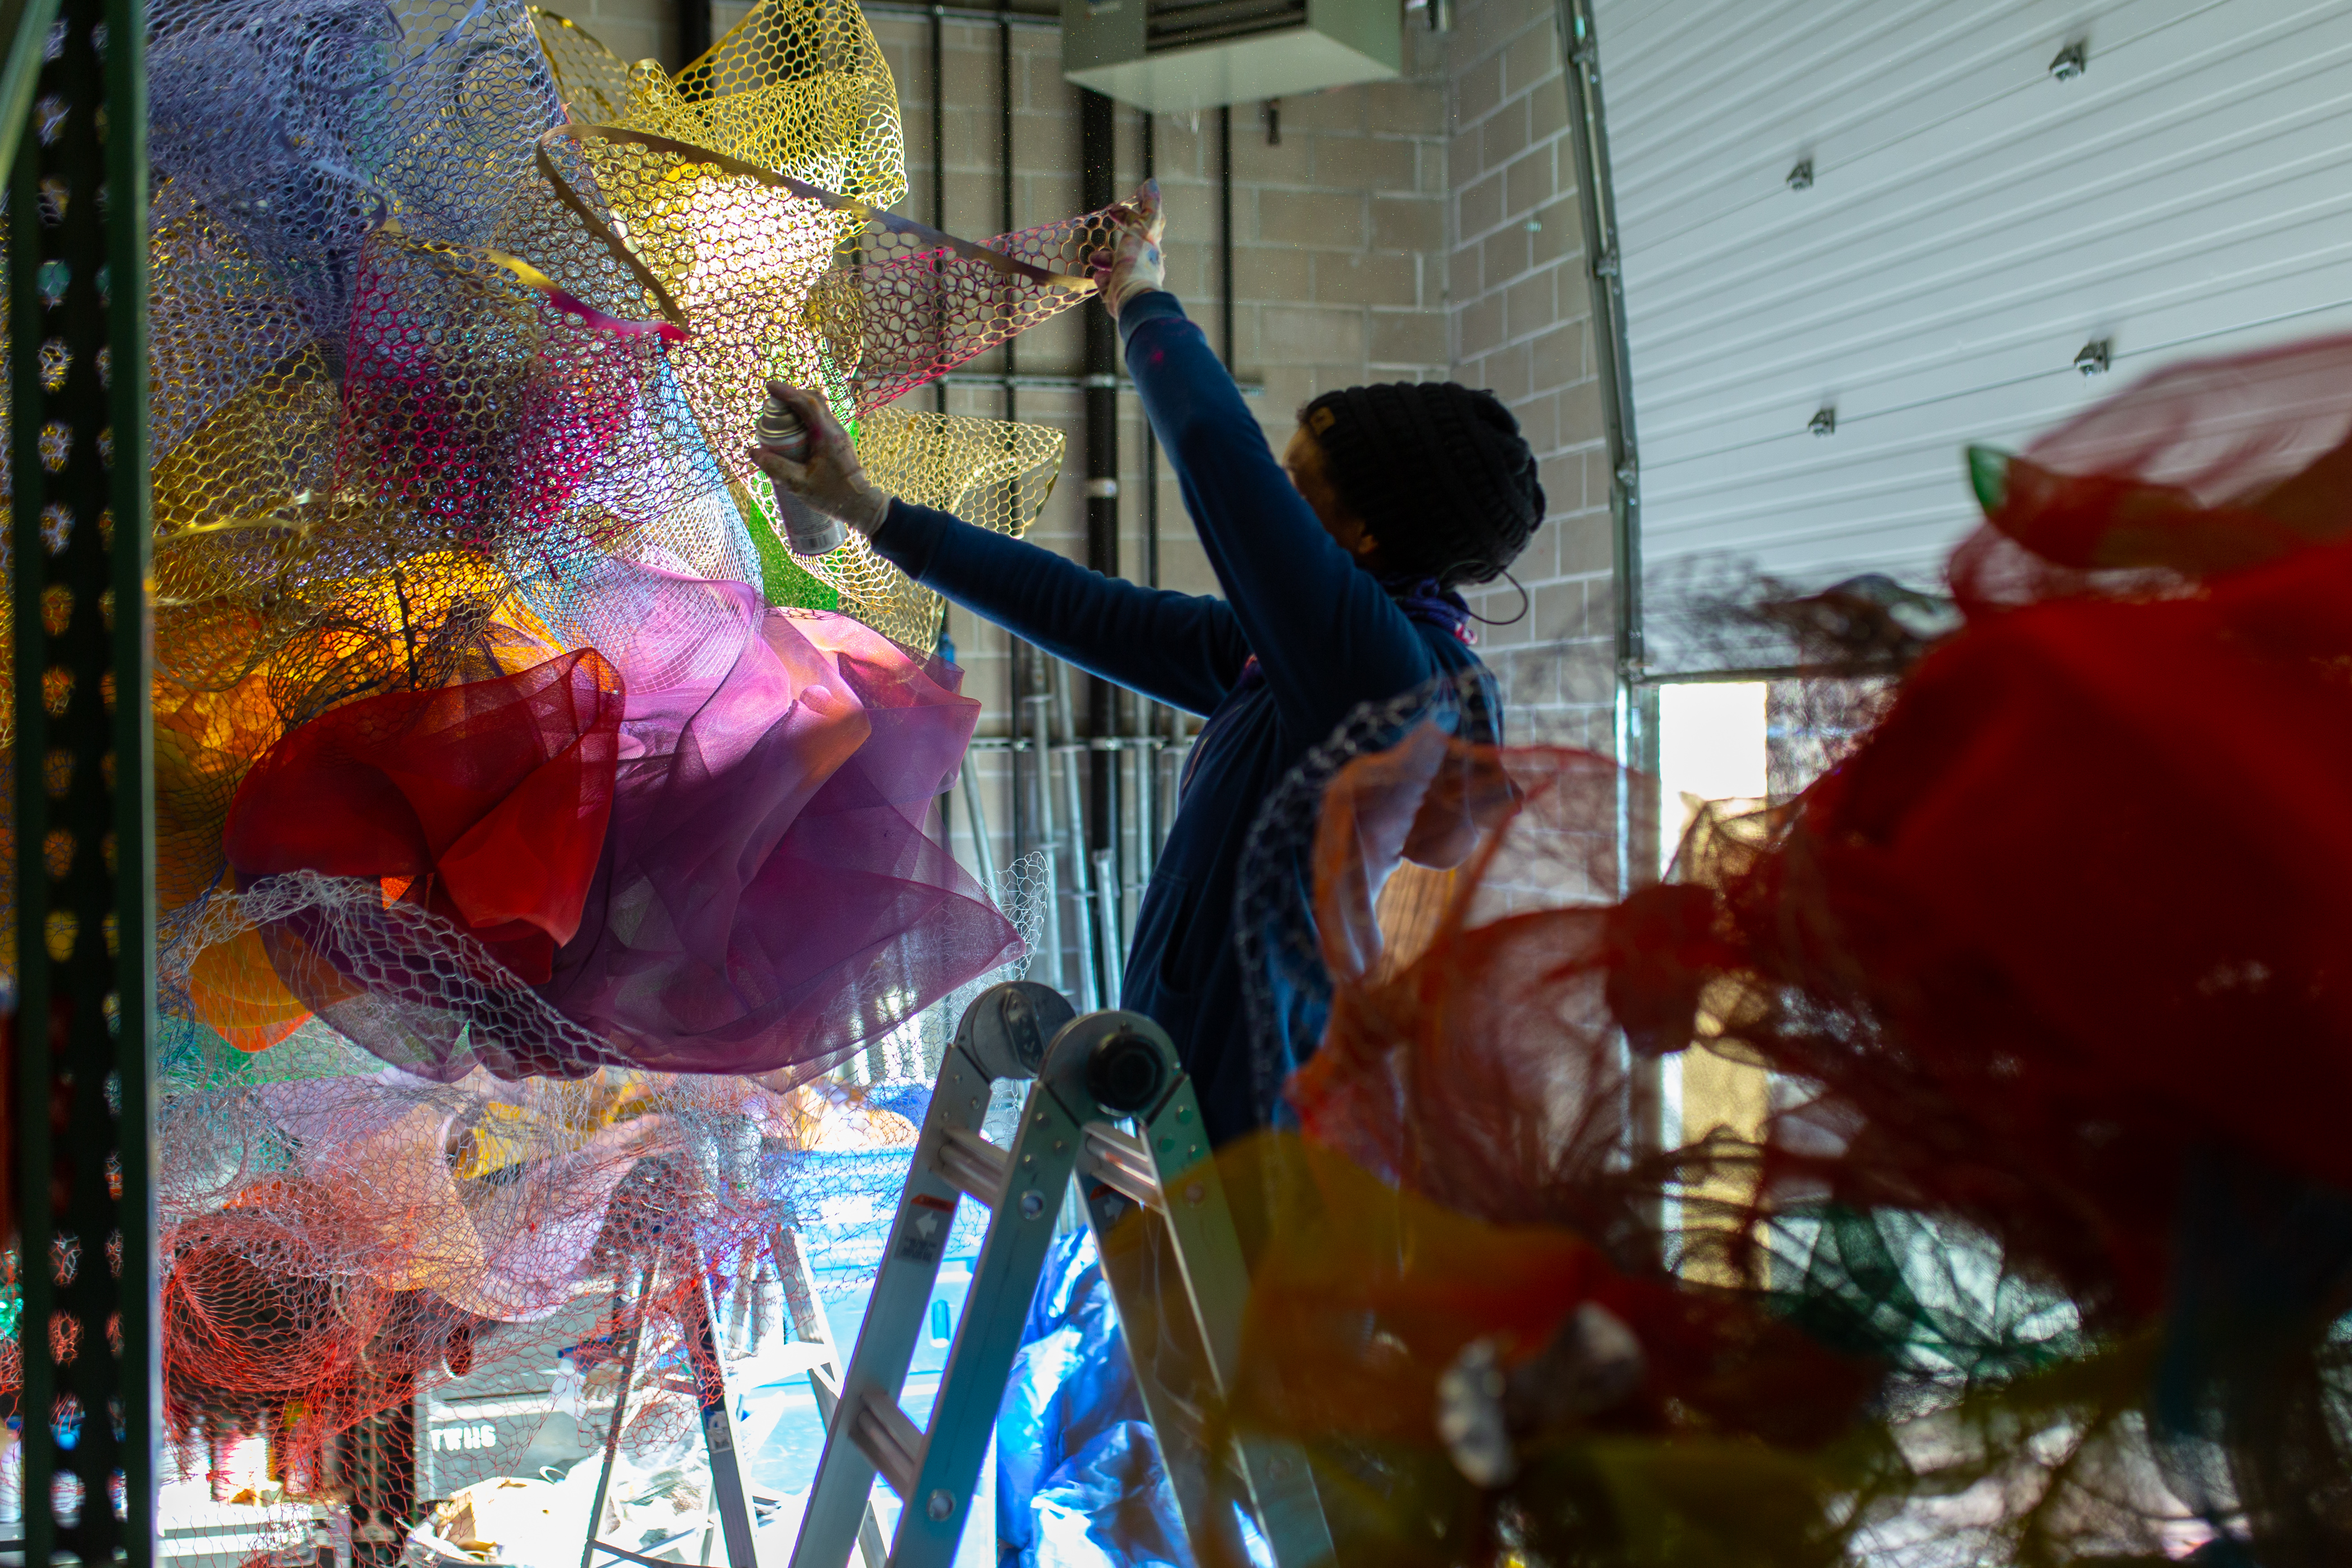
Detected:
left=769, top=1225, right=887, bottom=1568
left=787, top=982, right=1335, bottom=1568
left=581, top=1223, right=889, bottom=1568
left=579, top=1243, right=761, bottom=1568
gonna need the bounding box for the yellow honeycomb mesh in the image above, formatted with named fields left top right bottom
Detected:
left=529, top=125, right=1111, bottom=409
left=499, top=116, right=1114, bottom=653
left=530, top=0, right=905, bottom=210
left=761, top=407, right=1066, bottom=648
left=526, top=9, right=635, bottom=125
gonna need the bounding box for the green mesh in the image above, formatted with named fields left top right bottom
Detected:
left=1765, top=1203, right=2082, bottom=1388
left=156, top=1012, right=395, bottom=1093
left=745, top=488, right=843, bottom=610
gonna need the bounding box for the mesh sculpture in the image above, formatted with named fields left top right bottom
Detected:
left=151, top=1024, right=922, bottom=1538
left=122, top=0, right=1117, bottom=1063
left=5, top=0, right=1129, bottom=1529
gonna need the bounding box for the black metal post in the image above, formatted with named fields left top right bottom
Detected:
left=10, top=0, right=157, bottom=1553
left=1080, top=86, right=1120, bottom=989
left=995, top=6, right=1034, bottom=870
left=999, top=8, right=1017, bottom=398
left=931, top=4, right=950, bottom=650
left=1218, top=105, right=1235, bottom=370
left=932, top=4, right=948, bottom=419
left=676, top=0, right=710, bottom=71
left=348, top=1401, right=417, bottom=1568
left=1141, top=109, right=1158, bottom=593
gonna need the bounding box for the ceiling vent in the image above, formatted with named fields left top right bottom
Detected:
left=1062, top=0, right=1399, bottom=113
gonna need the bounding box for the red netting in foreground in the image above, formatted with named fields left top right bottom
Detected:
left=1204, top=336, right=2352, bottom=1568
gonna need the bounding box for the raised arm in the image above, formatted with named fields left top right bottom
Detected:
left=869, top=498, right=1249, bottom=717
left=1117, top=291, right=1440, bottom=739
left=746, top=381, right=1249, bottom=717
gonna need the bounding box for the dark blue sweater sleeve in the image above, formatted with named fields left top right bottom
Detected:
left=868, top=497, right=1251, bottom=718
left=1118, top=291, right=1440, bottom=739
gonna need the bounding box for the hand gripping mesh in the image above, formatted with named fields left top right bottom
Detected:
left=784, top=408, right=1066, bottom=648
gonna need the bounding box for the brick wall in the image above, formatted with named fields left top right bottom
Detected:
left=1441, top=0, right=1617, bottom=751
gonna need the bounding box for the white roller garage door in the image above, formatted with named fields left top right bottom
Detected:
left=1590, top=0, right=2352, bottom=674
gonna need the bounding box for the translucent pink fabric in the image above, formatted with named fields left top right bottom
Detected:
left=218, top=559, right=1018, bottom=1081
left=537, top=560, right=1020, bottom=1078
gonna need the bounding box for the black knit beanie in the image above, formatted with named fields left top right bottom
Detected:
left=1300, top=382, right=1544, bottom=588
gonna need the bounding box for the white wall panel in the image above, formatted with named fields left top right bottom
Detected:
left=1591, top=0, right=2352, bottom=672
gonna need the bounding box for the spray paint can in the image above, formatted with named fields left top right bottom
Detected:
left=754, top=390, right=845, bottom=556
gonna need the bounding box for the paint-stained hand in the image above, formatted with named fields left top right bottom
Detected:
left=1092, top=178, right=1166, bottom=323
left=746, top=381, right=891, bottom=536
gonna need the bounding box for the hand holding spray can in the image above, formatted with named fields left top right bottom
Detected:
left=754, top=390, right=847, bottom=556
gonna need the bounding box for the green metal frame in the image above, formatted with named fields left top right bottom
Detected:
left=10, top=0, right=155, bottom=1550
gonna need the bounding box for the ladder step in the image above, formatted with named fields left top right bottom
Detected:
left=849, top=1390, right=926, bottom=1501
left=935, top=1124, right=1009, bottom=1206
left=591, top=1537, right=695, bottom=1568
left=790, top=990, right=1334, bottom=1568
left=1083, top=1124, right=1164, bottom=1212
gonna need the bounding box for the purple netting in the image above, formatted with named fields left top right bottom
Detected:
left=539, top=560, right=1022, bottom=1078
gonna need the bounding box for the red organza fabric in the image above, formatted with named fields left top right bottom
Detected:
left=1743, top=535, right=2352, bottom=1311
left=1288, top=726, right=1629, bottom=1225
left=1228, top=335, right=2352, bottom=1565
left=218, top=561, right=1019, bottom=1081
left=1222, top=734, right=1877, bottom=1566
left=1953, top=330, right=2352, bottom=607
left=1713, top=337, right=2352, bottom=1317
left=221, top=650, right=624, bottom=985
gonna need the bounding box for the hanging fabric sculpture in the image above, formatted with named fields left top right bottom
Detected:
left=1196, top=333, right=2352, bottom=1568
left=106, top=0, right=1116, bottom=1080
left=8, top=0, right=1104, bottom=1527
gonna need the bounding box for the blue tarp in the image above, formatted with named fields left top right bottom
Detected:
left=994, top=1231, right=1275, bottom=1568
left=996, top=1230, right=1190, bottom=1568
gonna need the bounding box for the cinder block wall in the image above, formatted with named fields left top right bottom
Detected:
left=1441, top=0, right=1615, bottom=749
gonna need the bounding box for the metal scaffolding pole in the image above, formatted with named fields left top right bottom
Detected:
left=1024, top=689, right=1062, bottom=992
left=957, top=752, right=1001, bottom=896
left=1091, top=849, right=1124, bottom=1000
left=1051, top=662, right=1101, bottom=1012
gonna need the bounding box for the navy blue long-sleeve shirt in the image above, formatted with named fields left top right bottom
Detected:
left=869, top=290, right=1492, bottom=1143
